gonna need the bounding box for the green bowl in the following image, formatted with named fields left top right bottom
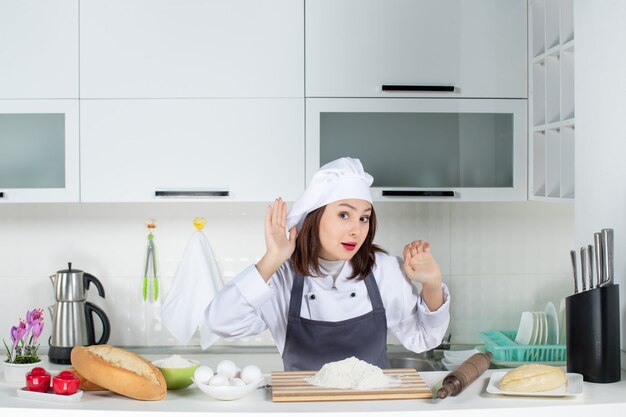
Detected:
left=155, top=361, right=200, bottom=390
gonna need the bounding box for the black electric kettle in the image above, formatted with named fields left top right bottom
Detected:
left=48, top=263, right=111, bottom=364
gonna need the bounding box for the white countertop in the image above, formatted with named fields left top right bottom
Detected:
left=2, top=353, right=626, bottom=417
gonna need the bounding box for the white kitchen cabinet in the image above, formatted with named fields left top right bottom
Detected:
left=0, top=0, right=78, bottom=99
left=306, top=0, right=527, bottom=98
left=80, top=99, right=304, bottom=202
left=80, top=0, right=303, bottom=99
left=307, top=98, right=527, bottom=202
left=529, top=0, right=575, bottom=201
left=0, top=100, right=79, bottom=202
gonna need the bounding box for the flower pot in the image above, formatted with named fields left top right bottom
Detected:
left=3, top=360, right=43, bottom=385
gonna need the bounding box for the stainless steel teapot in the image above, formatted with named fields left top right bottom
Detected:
left=48, top=263, right=111, bottom=364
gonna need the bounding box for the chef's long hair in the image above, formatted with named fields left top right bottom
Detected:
left=290, top=205, right=386, bottom=280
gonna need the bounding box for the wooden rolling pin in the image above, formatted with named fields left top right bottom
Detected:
left=436, top=351, right=492, bottom=399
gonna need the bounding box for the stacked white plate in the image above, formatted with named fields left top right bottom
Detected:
left=514, top=302, right=560, bottom=345
left=441, top=349, right=480, bottom=371
left=558, top=298, right=566, bottom=345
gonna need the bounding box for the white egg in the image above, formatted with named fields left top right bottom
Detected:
left=240, top=365, right=262, bottom=384
left=208, top=374, right=230, bottom=386
left=193, top=366, right=214, bottom=384
left=216, top=359, right=238, bottom=378
left=229, top=377, right=246, bottom=387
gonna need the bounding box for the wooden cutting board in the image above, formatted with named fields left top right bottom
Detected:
left=271, top=368, right=432, bottom=402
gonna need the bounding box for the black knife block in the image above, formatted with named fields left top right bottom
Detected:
left=566, top=284, right=621, bottom=383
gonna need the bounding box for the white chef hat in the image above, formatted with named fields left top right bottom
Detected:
left=286, top=157, right=374, bottom=231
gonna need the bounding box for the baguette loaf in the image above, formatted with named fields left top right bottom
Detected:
left=499, top=364, right=567, bottom=392
left=71, top=345, right=166, bottom=400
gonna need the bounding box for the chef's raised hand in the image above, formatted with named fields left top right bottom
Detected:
left=256, top=197, right=297, bottom=282
left=402, top=240, right=444, bottom=311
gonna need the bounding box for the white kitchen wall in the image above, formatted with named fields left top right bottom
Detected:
left=0, top=201, right=573, bottom=351
left=575, top=0, right=626, bottom=368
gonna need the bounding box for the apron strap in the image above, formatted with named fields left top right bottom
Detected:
left=363, top=272, right=384, bottom=311
left=288, top=274, right=305, bottom=319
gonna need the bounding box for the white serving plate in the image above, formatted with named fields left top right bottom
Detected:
left=515, top=311, right=534, bottom=345
left=441, top=358, right=460, bottom=371
left=193, top=376, right=265, bottom=401
left=16, top=388, right=83, bottom=403
left=545, top=301, right=559, bottom=345
left=443, top=349, right=480, bottom=361
left=558, top=298, right=566, bottom=345
left=486, top=371, right=583, bottom=397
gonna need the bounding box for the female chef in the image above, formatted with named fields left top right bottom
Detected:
left=205, top=157, right=450, bottom=371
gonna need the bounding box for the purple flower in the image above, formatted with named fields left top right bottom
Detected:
left=10, top=325, right=19, bottom=344
left=31, top=319, right=44, bottom=345
left=12, top=320, right=27, bottom=343
left=25, top=309, right=43, bottom=331
left=8, top=319, right=27, bottom=357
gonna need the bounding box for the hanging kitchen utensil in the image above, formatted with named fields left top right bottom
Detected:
left=143, top=219, right=159, bottom=302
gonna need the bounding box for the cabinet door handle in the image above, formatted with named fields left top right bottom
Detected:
left=382, top=190, right=455, bottom=197
left=0, top=192, right=4, bottom=198
left=382, top=85, right=455, bottom=92
left=154, top=190, right=230, bottom=197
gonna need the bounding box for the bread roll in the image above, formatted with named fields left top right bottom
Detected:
left=499, top=364, right=567, bottom=392
left=71, top=345, right=166, bottom=400
left=65, top=367, right=107, bottom=391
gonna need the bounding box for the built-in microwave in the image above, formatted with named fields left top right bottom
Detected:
left=306, top=98, right=527, bottom=201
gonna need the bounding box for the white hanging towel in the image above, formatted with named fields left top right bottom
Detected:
left=162, top=231, right=223, bottom=348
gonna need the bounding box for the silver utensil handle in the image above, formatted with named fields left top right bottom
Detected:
left=594, top=232, right=603, bottom=288
left=601, top=228, right=614, bottom=285
left=587, top=244, right=594, bottom=289
left=580, top=247, right=587, bottom=291
left=570, top=250, right=578, bottom=293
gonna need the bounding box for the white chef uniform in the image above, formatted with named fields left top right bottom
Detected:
left=205, top=156, right=450, bottom=362
left=205, top=251, right=450, bottom=356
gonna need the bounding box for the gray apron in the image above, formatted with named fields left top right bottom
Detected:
left=281, top=271, right=389, bottom=371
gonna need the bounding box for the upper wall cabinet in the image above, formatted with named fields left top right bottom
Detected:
left=80, top=99, right=304, bottom=202
left=307, top=98, right=528, bottom=201
left=306, top=0, right=527, bottom=98
left=0, top=100, right=80, bottom=202
left=80, top=0, right=303, bottom=99
left=0, top=0, right=78, bottom=99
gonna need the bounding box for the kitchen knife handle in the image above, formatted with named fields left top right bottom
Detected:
left=594, top=232, right=603, bottom=287
left=570, top=250, right=578, bottom=294
left=587, top=244, right=594, bottom=289
left=580, top=247, right=587, bottom=292
left=382, top=85, right=455, bottom=92
left=382, top=190, right=455, bottom=197
left=601, top=228, right=614, bottom=286
left=154, top=190, right=229, bottom=197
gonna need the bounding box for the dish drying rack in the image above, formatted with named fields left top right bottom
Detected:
left=479, top=331, right=567, bottom=363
